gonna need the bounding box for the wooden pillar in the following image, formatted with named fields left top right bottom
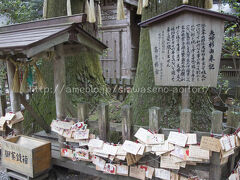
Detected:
left=209, top=110, right=223, bottom=180
left=180, top=109, right=191, bottom=133
left=77, top=103, right=89, bottom=122
left=181, top=87, right=190, bottom=109
left=7, top=61, right=22, bottom=135
left=122, top=105, right=132, bottom=141
left=227, top=107, right=234, bottom=133
left=53, top=45, right=66, bottom=149
left=6, top=61, right=21, bottom=113
left=211, top=110, right=223, bottom=134
left=98, top=103, right=109, bottom=141
left=0, top=95, right=7, bottom=116
left=149, top=107, right=161, bottom=133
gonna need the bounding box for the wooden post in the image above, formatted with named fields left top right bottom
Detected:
left=227, top=107, right=239, bottom=173
left=209, top=110, right=223, bottom=180
left=6, top=61, right=21, bottom=113
left=77, top=103, right=89, bottom=122
left=53, top=45, right=66, bottom=149
left=227, top=107, right=234, bottom=133
left=7, top=61, right=22, bottom=135
left=149, top=107, right=161, bottom=133
left=180, top=109, right=191, bottom=133
left=121, top=105, right=132, bottom=141
left=98, top=103, right=109, bottom=141
left=116, top=78, right=120, bottom=100
left=149, top=106, right=161, bottom=168
left=235, top=85, right=240, bottom=100
left=211, top=110, right=223, bottom=134
left=0, top=95, right=7, bottom=116
left=181, top=87, right=190, bottom=109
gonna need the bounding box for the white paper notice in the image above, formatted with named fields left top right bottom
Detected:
left=167, top=132, right=188, bottom=147
left=122, top=140, right=142, bottom=155
left=155, top=168, right=171, bottom=180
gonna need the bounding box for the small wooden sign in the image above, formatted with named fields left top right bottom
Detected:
left=139, top=6, right=236, bottom=87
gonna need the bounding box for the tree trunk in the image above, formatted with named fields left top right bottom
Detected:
left=126, top=0, right=213, bottom=131
left=24, top=0, right=106, bottom=134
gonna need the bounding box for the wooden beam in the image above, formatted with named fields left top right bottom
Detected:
left=77, top=33, right=106, bottom=54
left=53, top=45, right=66, bottom=149
left=24, top=33, right=69, bottom=58
left=63, top=44, right=87, bottom=57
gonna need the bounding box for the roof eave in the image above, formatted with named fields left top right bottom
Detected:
left=139, top=5, right=239, bottom=28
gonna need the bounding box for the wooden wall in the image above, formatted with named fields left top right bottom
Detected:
left=98, top=2, right=140, bottom=79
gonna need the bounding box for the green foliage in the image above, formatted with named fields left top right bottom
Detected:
left=0, top=0, right=41, bottom=24
left=222, top=0, right=240, bottom=57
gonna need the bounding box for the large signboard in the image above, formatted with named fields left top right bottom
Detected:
left=149, top=13, right=225, bottom=87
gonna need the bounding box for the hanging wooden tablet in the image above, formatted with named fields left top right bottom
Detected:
left=183, top=0, right=188, bottom=4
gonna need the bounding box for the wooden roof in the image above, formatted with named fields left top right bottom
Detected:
left=0, top=14, right=107, bottom=58
left=139, top=5, right=238, bottom=28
